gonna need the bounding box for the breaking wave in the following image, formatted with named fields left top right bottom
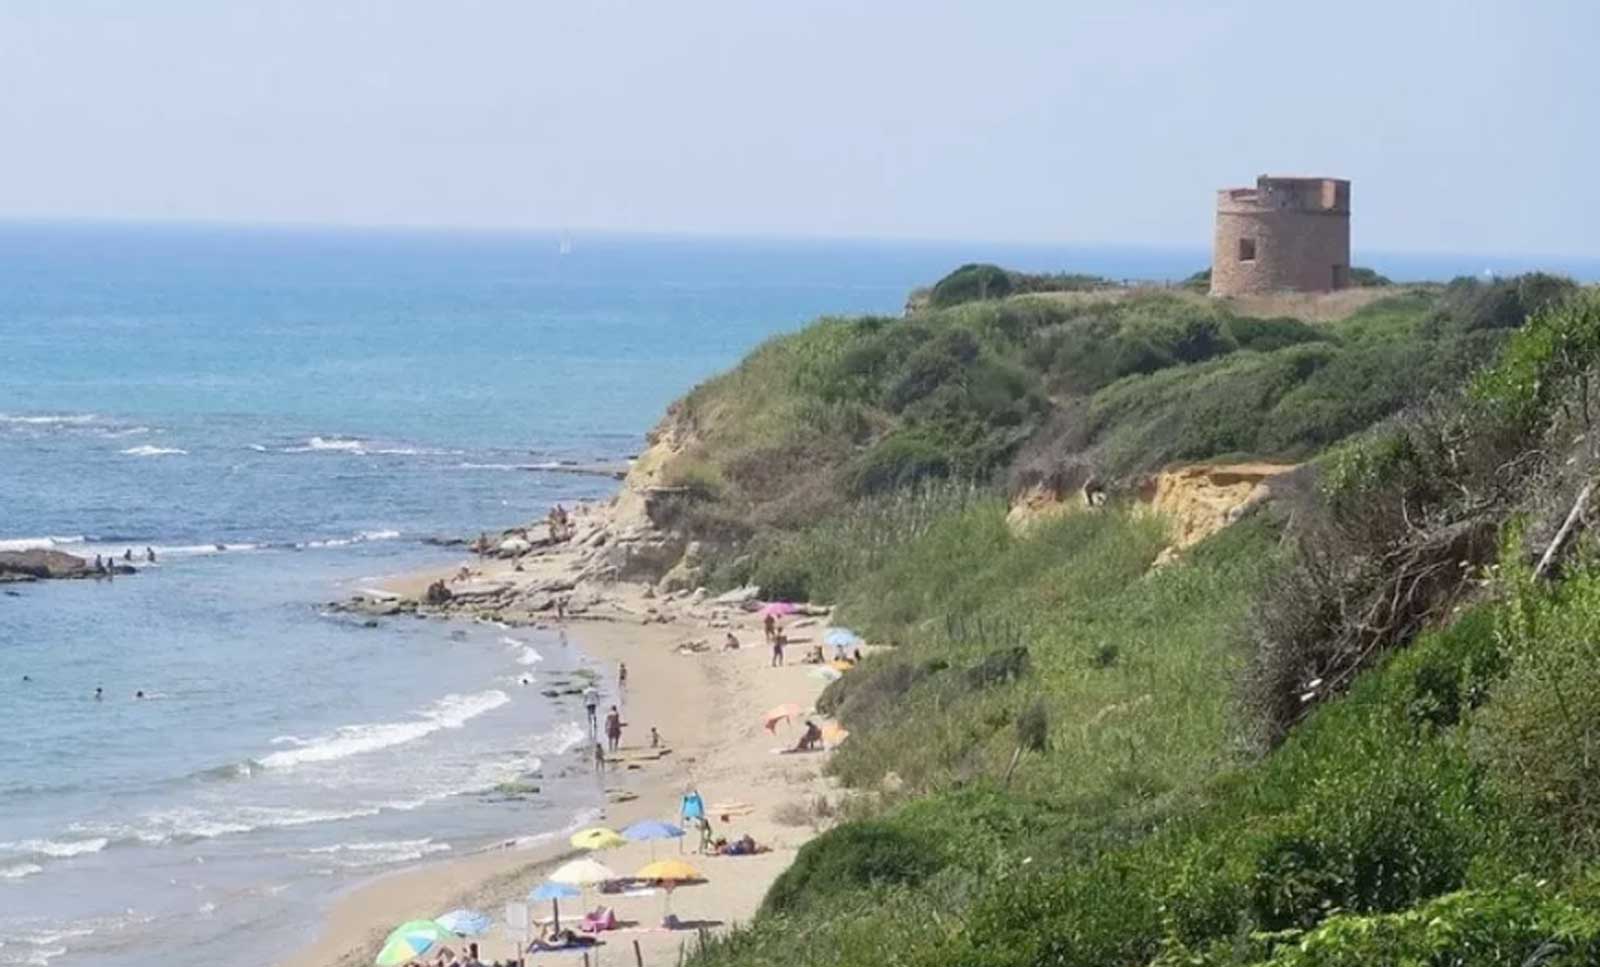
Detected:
left=119, top=445, right=187, bottom=457
left=258, top=690, right=511, bottom=769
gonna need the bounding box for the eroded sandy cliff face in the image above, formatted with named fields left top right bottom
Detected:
left=1006, top=461, right=1297, bottom=560
left=1133, top=462, right=1296, bottom=549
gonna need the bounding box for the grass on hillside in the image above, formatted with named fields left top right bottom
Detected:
left=667, top=275, right=1572, bottom=598
left=689, top=286, right=1600, bottom=967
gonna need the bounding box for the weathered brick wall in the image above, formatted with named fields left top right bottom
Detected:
left=1210, top=178, right=1350, bottom=296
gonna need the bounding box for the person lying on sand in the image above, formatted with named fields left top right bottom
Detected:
left=713, top=833, right=769, bottom=856
left=530, top=926, right=596, bottom=951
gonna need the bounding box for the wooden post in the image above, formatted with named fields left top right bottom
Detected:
left=633, top=939, right=645, bottom=967
left=553, top=897, right=561, bottom=932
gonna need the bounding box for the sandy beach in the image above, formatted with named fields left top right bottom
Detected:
left=282, top=507, right=842, bottom=967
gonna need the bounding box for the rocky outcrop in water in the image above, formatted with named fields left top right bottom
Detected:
left=0, top=549, right=116, bottom=582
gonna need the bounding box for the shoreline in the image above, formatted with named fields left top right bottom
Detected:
left=285, top=501, right=840, bottom=967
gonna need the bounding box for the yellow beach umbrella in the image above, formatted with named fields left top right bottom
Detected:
left=569, top=826, right=627, bottom=850
left=637, top=858, right=705, bottom=923
left=636, top=858, right=702, bottom=882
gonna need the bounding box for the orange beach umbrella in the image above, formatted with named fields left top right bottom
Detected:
left=763, top=703, right=803, bottom=732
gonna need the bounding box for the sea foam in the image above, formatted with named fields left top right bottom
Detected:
left=0, top=837, right=109, bottom=859
left=120, top=445, right=187, bottom=457
left=258, top=689, right=510, bottom=769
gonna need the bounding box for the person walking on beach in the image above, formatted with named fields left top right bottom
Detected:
left=617, top=662, right=628, bottom=693
left=592, top=742, right=606, bottom=774
left=604, top=705, right=623, bottom=753
left=771, top=632, right=786, bottom=667
left=582, top=684, right=599, bottom=734
left=763, top=613, right=777, bottom=643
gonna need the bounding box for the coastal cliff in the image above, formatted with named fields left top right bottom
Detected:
left=352, top=269, right=1600, bottom=967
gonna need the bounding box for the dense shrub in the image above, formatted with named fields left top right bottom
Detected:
left=929, top=263, right=1014, bottom=307
left=846, top=433, right=953, bottom=496
left=762, top=822, right=946, bottom=915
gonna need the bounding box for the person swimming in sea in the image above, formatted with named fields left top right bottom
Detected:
left=145, top=546, right=156, bottom=563
left=94, top=686, right=103, bottom=701
left=123, top=548, right=133, bottom=562
left=134, top=690, right=145, bottom=699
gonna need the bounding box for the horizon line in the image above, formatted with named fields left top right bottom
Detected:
left=1, top=213, right=1597, bottom=267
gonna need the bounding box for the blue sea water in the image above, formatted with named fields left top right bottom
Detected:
left=0, top=222, right=1595, bottom=967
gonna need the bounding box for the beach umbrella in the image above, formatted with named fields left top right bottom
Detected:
left=570, top=826, right=627, bottom=850
left=821, top=722, right=850, bottom=748
left=636, top=858, right=705, bottom=923
left=374, top=919, right=450, bottom=966
left=758, top=601, right=797, bottom=619
left=435, top=909, right=492, bottom=937
left=827, top=659, right=855, bottom=672
left=823, top=628, right=863, bottom=649
left=810, top=666, right=843, bottom=682
left=528, top=881, right=581, bottom=930
left=763, top=703, right=803, bottom=732
left=623, top=819, right=684, bottom=841
left=624, top=819, right=685, bottom=858
left=549, top=857, right=616, bottom=885
left=529, top=881, right=582, bottom=901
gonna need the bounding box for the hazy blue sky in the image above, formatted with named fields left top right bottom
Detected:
left=0, top=1, right=1593, bottom=255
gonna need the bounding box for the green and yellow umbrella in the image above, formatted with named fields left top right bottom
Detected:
left=375, top=919, right=450, bottom=966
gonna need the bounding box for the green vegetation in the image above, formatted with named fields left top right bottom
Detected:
left=661, top=269, right=1600, bottom=967
left=928, top=263, right=1117, bottom=308
left=671, top=276, right=1572, bottom=599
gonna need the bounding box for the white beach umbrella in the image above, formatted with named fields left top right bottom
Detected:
left=548, top=857, right=616, bottom=886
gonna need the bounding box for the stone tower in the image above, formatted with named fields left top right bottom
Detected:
left=1210, top=175, right=1350, bottom=297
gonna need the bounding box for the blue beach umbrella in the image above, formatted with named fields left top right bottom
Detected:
left=528, top=881, right=582, bottom=930
left=824, top=628, right=863, bottom=650
left=435, top=908, right=492, bottom=937
left=529, top=881, right=581, bottom=902
left=623, top=819, right=685, bottom=858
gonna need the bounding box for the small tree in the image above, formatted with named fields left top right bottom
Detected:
left=1004, top=698, right=1050, bottom=785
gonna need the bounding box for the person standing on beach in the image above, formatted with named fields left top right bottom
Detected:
left=771, top=632, right=786, bottom=667
left=618, top=662, right=628, bottom=693
left=604, top=705, right=623, bottom=753
left=583, top=684, right=599, bottom=734
left=592, top=742, right=606, bottom=773
left=763, top=613, right=776, bottom=643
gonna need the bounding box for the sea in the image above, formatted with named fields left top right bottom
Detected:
left=0, top=221, right=1596, bottom=967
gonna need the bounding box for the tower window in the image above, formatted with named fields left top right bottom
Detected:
left=1238, top=238, right=1257, bottom=262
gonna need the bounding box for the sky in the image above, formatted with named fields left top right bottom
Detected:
left=0, top=0, right=1594, bottom=256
